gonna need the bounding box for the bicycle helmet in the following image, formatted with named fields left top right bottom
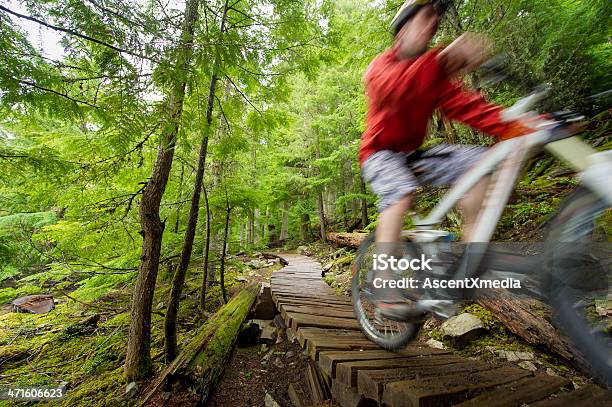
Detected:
left=391, top=0, right=450, bottom=35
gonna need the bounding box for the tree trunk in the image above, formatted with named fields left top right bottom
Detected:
left=164, top=0, right=229, bottom=362
left=219, top=195, right=231, bottom=304
left=300, top=213, right=310, bottom=241
left=359, top=173, right=368, bottom=229
left=248, top=210, right=255, bottom=246
left=280, top=201, right=289, bottom=241
left=124, top=0, right=199, bottom=382
left=173, top=163, right=184, bottom=233
left=200, top=185, right=211, bottom=312
left=315, top=135, right=327, bottom=242
left=140, top=283, right=259, bottom=406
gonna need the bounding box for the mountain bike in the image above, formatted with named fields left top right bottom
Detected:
left=351, top=85, right=612, bottom=386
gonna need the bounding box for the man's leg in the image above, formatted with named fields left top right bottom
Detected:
left=459, top=175, right=491, bottom=242
left=375, top=194, right=413, bottom=243
left=361, top=151, right=420, bottom=317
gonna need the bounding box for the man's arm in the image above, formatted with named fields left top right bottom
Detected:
left=437, top=80, right=513, bottom=138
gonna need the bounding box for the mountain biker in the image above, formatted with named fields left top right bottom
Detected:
left=360, top=0, right=530, bottom=320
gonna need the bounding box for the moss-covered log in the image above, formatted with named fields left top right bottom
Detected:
left=327, top=232, right=367, bottom=249
left=140, top=283, right=259, bottom=405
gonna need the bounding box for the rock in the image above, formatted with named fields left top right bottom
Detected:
left=497, top=350, right=534, bottom=362
left=125, top=382, right=138, bottom=398
left=441, top=313, right=484, bottom=340
left=235, top=276, right=248, bottom=282
left=546, top=368, right=559, bottom=377
left=518, top=361, right=538, bottom=372
left=11, top=295, right=55, bottom=314
left=260, top=344, right=268, bottom=353
left=285, top=350, right=295, bottom=359
left=273, top=357, right=285, bottom=369
left=594, top=299, right=612, bottom=317
left=262, top=350, right=273, bottom=362
left=265, top=393, right=281, bottom=407
left=426, top=339, right=446, bottom=349
left=259, top=321, right=278, bottom=344
left=155, top=302, right=165, bottom=310
left=322, top=263, right=333, bottom=272
left=247, top=260, right=267, bottom=269
left=331, top=248, right=345, bottom=259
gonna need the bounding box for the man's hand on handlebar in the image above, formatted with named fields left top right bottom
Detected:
left=438, top=32, right=493, bottom=76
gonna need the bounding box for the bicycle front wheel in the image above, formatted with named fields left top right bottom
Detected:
left=351, top=231, right=422, bottom=350
left=545, top=187, right=611, bottom=387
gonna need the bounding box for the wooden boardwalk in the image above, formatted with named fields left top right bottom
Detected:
left=270, top=253, right=610, bottom=407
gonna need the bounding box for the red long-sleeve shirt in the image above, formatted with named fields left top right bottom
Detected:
left=359, top=47, right=512, bottom=164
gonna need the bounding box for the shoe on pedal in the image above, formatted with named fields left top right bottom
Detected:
left=378, top=301, right=425, bottom=322
left=372, top=277, right=425, bottom=321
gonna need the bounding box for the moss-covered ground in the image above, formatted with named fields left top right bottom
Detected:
left=0, top=255, right=281, bottom=407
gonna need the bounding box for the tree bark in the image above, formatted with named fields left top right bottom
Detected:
left=219, top=193, right=231, bottom=304
left=315, top=135, right=327, bottom=242
left=476, top=291, right=588, bottom=369
left=124, top=0, right=199, bottom=382
left=327, top=232, right=367, bottom=249
left=200, top=184, right=211, bottom=312
left=300, top=213, right=310, bottom=241
left=280, top=201, right=289, bottom=241
left=173, top=164, right=184, bottom=233
left=359, top=173, right=369, bottom=229
left=164, top=0, right=229, bottom=363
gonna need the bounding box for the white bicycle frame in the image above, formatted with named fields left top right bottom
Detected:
left=404, top=94, right=612, bottom=245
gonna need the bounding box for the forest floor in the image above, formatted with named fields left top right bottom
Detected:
left=0, top=254, right=284, bottom=407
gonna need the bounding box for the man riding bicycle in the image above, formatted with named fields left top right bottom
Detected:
left=360, top=0, right=530, bottom=320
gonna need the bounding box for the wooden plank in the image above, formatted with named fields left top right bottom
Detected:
left=288, top=312, right=362, bottom=331
left=297, top=328, right=367, bottom=347
left=280, top=304, right=354, bottom=319
left=319, top=347, right=451, bottom=377
left=275, top=298, right=353, bottom=310
left=530, top=384, right=611, bottom=407
left=358, top=361, right=492, bottom=403
left=455, top=374, right=572, bottom=407
left=276, top=292, right=341, bottom=301
left=382, top=366, right=532, bottom=407
left=337, top=354, right=475, bottom=386
left=306, top=338, right=381, bottom=360
left=307, top=362, right=326, bottom=405
left=272, top=293, right=351, bottom=306
left=288, top=382, right=312, bottom=407
left=331, top=380, right=371, bottom=407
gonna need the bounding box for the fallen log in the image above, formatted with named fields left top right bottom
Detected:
left=327, top=232, right=368, bottom=249
left=476, top=290, right=588, bottom=370
left=261, top=252, right=289, bottom=266
left=140, top=283, right=259, bottom=405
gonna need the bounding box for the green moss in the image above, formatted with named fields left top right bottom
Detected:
left=0, top=284, right=45, bottom=304
left=59, top=367, right=128, bottom=407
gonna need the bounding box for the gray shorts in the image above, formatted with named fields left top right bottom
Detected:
left=362, top=144, right=487, bottom=212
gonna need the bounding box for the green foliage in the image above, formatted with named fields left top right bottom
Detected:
left=0, top=0, right=609, bottom=402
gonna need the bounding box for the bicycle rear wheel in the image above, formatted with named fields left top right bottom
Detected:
left=545, top=187, right=611, bottom=388
left=351, top=231, right=422, bottom=350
